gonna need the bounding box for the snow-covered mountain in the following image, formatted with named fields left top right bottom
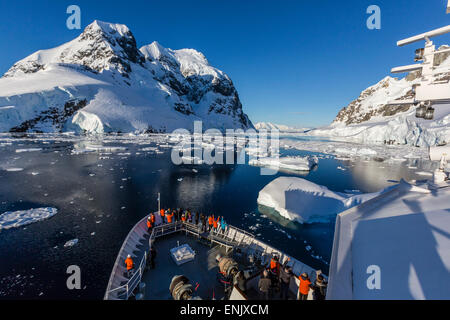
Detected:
left=0, top=20, right=253, bottom=134
left=309, top=46, right=450, bottom=147
left=254, top=122, right=308, bottom=133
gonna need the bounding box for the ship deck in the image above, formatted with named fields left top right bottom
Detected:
left=142, top=232, right=230, bottom=300
left=104, top=216, right=321, bottom=300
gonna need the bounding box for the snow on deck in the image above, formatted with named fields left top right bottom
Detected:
left=327, top=180, right=450, bottom=300
left=0, top=207, right=58, bottom=230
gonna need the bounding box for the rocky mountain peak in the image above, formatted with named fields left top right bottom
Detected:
left=3, top=20, right=145, bottom=79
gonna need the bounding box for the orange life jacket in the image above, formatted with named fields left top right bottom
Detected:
left=125, top=257, right=134, bottom=270
left=213, top=218, right=219, bottom=229
left=299, top=276, right=311, bottom=295
left=167, top=213, right=174, bottom=223
left=147, top=220, right=153, bottom=228
left=181, top=215, right=186, bottom=222
left=270, top=259, right=280, bottom=273
left=150, top=214, right=155, bottom=223
left=160, top=209, right=165, bottom=217
left=208, top=216, right=213, bottom=225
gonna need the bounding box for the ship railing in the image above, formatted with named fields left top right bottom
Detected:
left=148, top=220, right=256, bottom=252
left=106, top=250, right=148, bottom=300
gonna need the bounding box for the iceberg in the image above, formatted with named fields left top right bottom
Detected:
left=249, top=155, right=318, bottom=172
left=257, top=177, right=388, bottom=223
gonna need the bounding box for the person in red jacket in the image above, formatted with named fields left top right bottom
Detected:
left=297, top=272, right=313, bottom=300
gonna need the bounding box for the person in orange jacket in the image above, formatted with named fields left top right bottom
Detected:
left=208, top=215, right=214, bottom=232
left=213, top=216, right=220, bottom=232
left=150, top=213, right=156, bottom=224
left=166, top=211, right=174, bottom=223
left=270, top=255, right=280, bottom=276
left=181, top=213, right=186, bottom=222
left=147, top=217, right=153, bottom=233
left=160, top=208, right=165, bottom=224
left=125, top=254, right=134, bottom=277
left=297, top=272, right=313, bottom=300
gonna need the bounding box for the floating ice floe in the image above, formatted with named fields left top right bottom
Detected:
left=64, top=239, right=79, bottom=248
left=415, top=171, right=433, bottom=176
left=281, top=138, right=427, bottom=162
left=257, top=177, right=391, bottom=224
left=181, top=156, right=204, bottom=165
left=249, top=155, right=318, bottom=172
left=15, top=148, right=43, bottom=153
left=5, top=168, right=24, bottom=172
left=0, top=207, right=58, bottom=230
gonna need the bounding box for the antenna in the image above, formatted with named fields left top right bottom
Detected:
left=387, top=4, right=450, bottom=120
left=397, top=25, right=450, bottom=47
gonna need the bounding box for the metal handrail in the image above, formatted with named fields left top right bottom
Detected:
left=106, top=250, right=148, bottom=300
left=105, top=220, right=283, bottom=300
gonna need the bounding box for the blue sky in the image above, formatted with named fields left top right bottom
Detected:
left=1, top=0, right=450, bottom=127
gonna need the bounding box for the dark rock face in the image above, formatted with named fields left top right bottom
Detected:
left=10, top=99, right=87, bottom=133
left=3, top=61, right=45, bottom=78
left=70, top=22, right=145, bottom=77
left=145, top=44, right=253, bottom=129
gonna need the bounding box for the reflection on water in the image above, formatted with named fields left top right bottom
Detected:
left=0, top=136, right=437, bottom=299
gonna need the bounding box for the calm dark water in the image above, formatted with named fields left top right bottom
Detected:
left=0, top=136, right=433, bottom=299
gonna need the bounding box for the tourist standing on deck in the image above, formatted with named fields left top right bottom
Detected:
left=160, top=208, right=165, bottom=225
left=279, top=258, right=293, bottom=300
left=312, top=274, right=327, bottom=300
left=147, top=216, right=153, bottom=233
left=194, top=212, right=199, bottom=226
left=270, top=255, right=280, bottom=275
left=124, top=254, right=134, bottom=278
left=200, top=213, right=207, bottom=232
left=208, top=215, right=214, bottom=232
left=150, top=212, right=155, bottom=225
left=166, top=211, right=174, bottom=224
left=165, top=208, right=172, bottom=224
left=258, top=270, right=272, bottom=300
left=297, top=272, right=313, bottom=300
left=149, top=246, right=157, bottom=269
left=213, top=216, right=220, bottom=233
left=220, top=217, right=228, bottom=234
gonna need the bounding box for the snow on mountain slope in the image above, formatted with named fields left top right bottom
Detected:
left=309, top=46, right=450, bottom=147
left=0, top=21, right=252, bottom=134
left=254, top=122, right=308, bottom=132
